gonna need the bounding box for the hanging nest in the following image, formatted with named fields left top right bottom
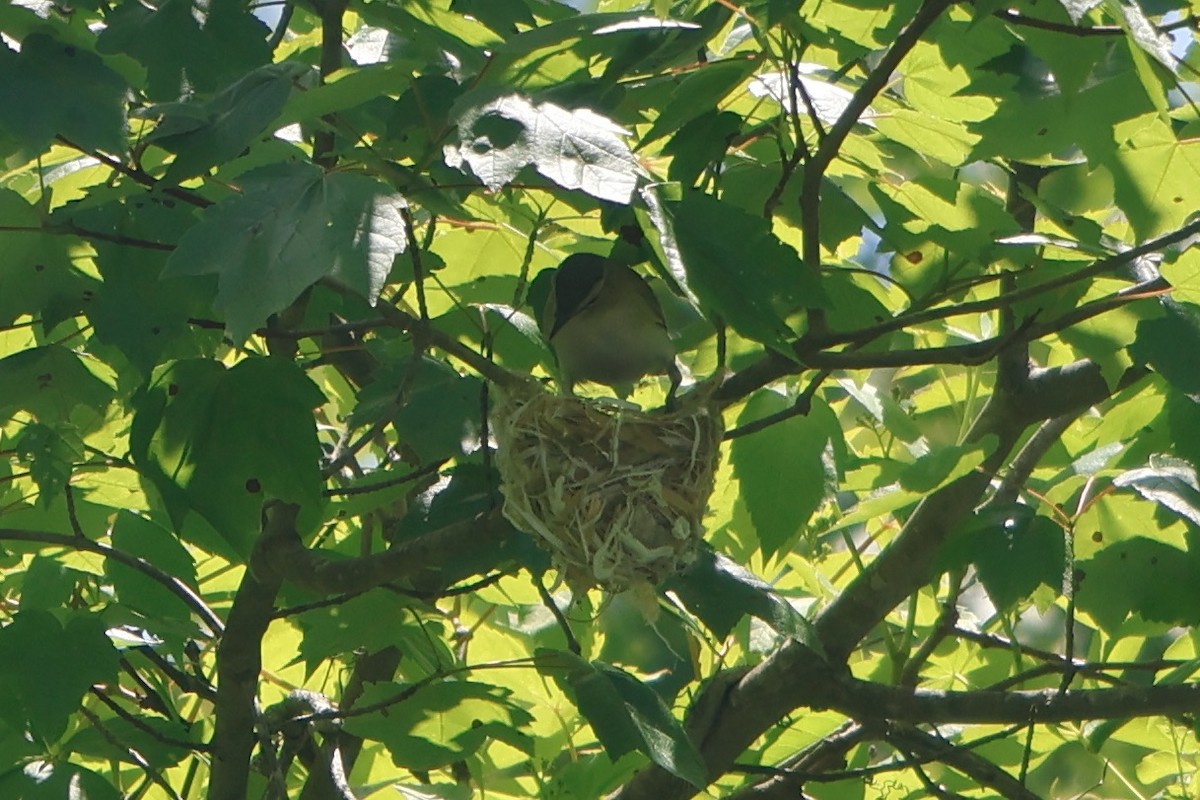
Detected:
left=492, top=380, right=723, bottom=594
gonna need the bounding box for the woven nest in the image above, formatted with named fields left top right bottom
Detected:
left=493, top=380, right=723, bottom=594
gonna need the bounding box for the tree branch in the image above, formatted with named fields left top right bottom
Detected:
left=993, top=8, right=1198, bottom=36
left=55, top=136, right=213, bottom=209
left=0, top=528, right=224, bottom=635
left=799, top=0, right=954, bottom=273
left=208, top=503, right=291, bottom=800
left=826, top=674, right=1200, bottom=724
left=714, top=216, right=1200, bottom=404
left=79, top=705, right=186, bottom=800
left=612, top=347, right=1144, bottom=799
left=298, top=647, right=401, bottom=800
left=886, top=725, right=1039, bottom=800
left=253, top=505, right=515, bottom=596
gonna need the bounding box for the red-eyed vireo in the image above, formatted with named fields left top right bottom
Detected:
left=541, top=253, right=682, bottom=402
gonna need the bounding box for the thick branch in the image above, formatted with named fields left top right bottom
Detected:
left=828, top=675, right=1200, bottom=724
left=612, top=354, right=1143, bottom=800
left=208, top=505, right=291, bottom=800
left=254, top=506, right=514, bottom=596
left=970, top=360, right=1146, bottom=442
left=298, top=648, right=401, bottom=800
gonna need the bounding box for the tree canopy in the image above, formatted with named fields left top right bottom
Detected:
left=2, top=0, right=1200, bottom=797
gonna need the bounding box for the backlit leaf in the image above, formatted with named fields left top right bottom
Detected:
left=164, top=162, right=407, bottom=342
left=0, top=34, right=127, bottom=154
left=445, top=94, right=640, bottom=203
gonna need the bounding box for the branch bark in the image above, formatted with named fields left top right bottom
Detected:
left=611, top=356, right=1146, bottom=800
left=253, top=506, right=514, bottom=596
left=826, top=673, right=1200, bottom=724
left=208, top=504, right=292, bottom=800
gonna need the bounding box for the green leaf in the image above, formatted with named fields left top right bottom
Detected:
left=1129, top=302, right=1200, bottom=395
left=0, top=346, right=113, bottom=427
left=295, top=590, right=450, bottom=675
left=666, top=547, right=821, bottom=648
left=1106, top=119, right=1200, bottom=239
left=640, top=60, right=758, bottom=147
left=875, top=108, right=981, bottom=167
left=381, top=75, right=464, bottom=164
left=355, top=3, right=496, bottom=74
left=144, top=61, right=308, bottom=183
left=537, top=649, right=707, bottom=788
left=972, top=510, right=1066, bottom=612
left=450, top=0, right=537, bottom=34
left=0, top=761, right=120, bottom=800
left=825, top=483, right=925, bottom=535
left=731, top=391, right=839, bottom=558
left=389, top=464, right=537, bottom=587
left=19, top=555, right=77, bottom=612
left=107, top=511, right=199, bottom=623
left=389, top=358, right=484, bottom=462
left=445, top=93, right=640, bottom=203
left=839, top=376, right=923, bottom=443
left=0, top=33, right=127, bottom=154
left=12, top=423, right=82, bottom=507
left=163, top=162, right=407, bottom=343
left=486, top=11, right=666, bottom=57
left=899, top=442, right=988, bottom=493
left=343, top=680, right=531, bottom=771
left=278, top=62, right=413, bottom=128
left=1105, top=0, right=1175, bottom=73
left=663, top=110, right=742, bottom=188
left=1113, top=454, right=1200, bottom=528
left=96, top=0, right=272, bottom=100
left=0, top=189, right=97, bottom=329
left=1077, top=538, right=1200, bottom=631
left=89, top=247, right=210, bottom=378
left=1164, top=249, right=1200, bottom=306
left=878, top=175, right=1018, bottom=260
left=668, top=192, right=826, bottom=354
left=130, top=357, right=325, bottom=558
left=0, top=610, right=120, bottom=742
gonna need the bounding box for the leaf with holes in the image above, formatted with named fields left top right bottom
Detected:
left=130, top=357, right=325, bottom=558
left=445, top=94, right=640, bottom=203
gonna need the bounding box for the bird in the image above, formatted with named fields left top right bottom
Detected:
left=540, top=253, right=681, bottom=403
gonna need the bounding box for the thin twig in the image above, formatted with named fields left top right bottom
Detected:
left=91, top=689, right=211, bottom=752
left=819, top=220, right=1199, bottom=351
left=322, top=459, right=445, bottom=497
left=267, top=1, right=295, bottom=50
left=54, top=136, right=212, bottom=209
left=0, top=528, right=224, bottom=634
left=64, top=483, right=85, bottom=538
left=79, top=705, right=187, bottom=800
left=994, top=8, right=1198, bottom=36
left=535, top=574, right=581, bottom=655
left=0, top=224, right=176, bottom=251
left=722, top=368, right=830, bottom=439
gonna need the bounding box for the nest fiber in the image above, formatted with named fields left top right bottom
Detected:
left=493, top=381, right=722, bottom=593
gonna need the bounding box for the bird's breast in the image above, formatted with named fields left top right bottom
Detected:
left=552, top=303, right=674, bottom=386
